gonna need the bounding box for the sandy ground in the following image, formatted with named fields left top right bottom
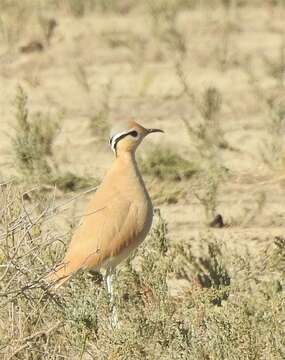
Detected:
left=1, top=3, right=285, bottom=256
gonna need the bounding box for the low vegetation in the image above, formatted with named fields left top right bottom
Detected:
left=12, top=87, right=59, bottom=182
left=140, top=146, right=197, bottom=182
left=0, top=189, right=284, bottom=359
left=11, top=87, right=98, bottom=192
left=178, top=85, right=231, bottom=220
left=0, top=1, right=284, bottom=359
left=139, top=147, right=197, bottom=205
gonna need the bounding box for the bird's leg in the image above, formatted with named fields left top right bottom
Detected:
left=105, top=268, right=118, bottom=329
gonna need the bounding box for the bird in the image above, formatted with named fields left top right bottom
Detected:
left=47, top=120, right=163, bottom=326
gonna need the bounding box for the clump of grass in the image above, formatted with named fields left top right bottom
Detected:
left=0, top=186, right=284, bottom=359
left=50, top=172, right=97, bottom=192
left=174, top=237, right=231, bottom=305
left=151, top=182, right=188, bottom=205
left=11, top=86, right=97, bottom=192
left=140, top=146, right=197, bottom=181
left=139, top=146, right=196, bottom=204
left=12, top=86, right=59, bottom=182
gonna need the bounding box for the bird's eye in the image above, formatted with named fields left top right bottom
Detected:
left=129, top=130, right=138, bottom=138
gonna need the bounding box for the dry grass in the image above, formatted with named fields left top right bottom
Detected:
left=0, top=187, right=284, bottom=359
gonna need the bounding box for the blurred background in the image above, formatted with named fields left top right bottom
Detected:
left=1, top=1, right=285, bottom=222
left=0, top=1, right=284, bottom=358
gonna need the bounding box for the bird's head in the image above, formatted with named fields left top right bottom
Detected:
left=109, top=121, right=163, bottom=156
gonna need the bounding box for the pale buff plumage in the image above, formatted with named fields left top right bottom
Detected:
left=47, top=121, right=163, bottom=289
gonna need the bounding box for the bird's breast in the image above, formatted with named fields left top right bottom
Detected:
left=132, top=192, right=153, bottom=243
left=117, top=166, right=153, bottom=244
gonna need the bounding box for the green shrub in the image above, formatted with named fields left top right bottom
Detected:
left=140, top=147, right=197, bottom=181
left=11, top=87, right=97, bottom=192
left=12, top=86, right=59, bottom=181
left=51, top=172, right=97, bottom=192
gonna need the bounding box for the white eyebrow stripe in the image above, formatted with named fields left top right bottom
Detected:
left=110, top=129, right=135, bottom=153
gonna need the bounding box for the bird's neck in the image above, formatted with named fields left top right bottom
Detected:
left=115, top=150, right=136, bottom=165
left=112, top=151, right=139, bottom=176
left=105, top=150, right=149, bottom=199
left=110, top=150, right=145, bottom=183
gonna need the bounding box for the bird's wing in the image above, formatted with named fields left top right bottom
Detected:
left=62, top=191, right=137, bottom=273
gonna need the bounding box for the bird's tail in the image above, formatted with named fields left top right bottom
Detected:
left=45, top=261, right=74, bottom=290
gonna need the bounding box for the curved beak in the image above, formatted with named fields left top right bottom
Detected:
left=147, top=128, right=164, bottom=134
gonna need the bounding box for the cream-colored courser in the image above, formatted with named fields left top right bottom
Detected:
left=47, top=121, right=163, bottom=290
